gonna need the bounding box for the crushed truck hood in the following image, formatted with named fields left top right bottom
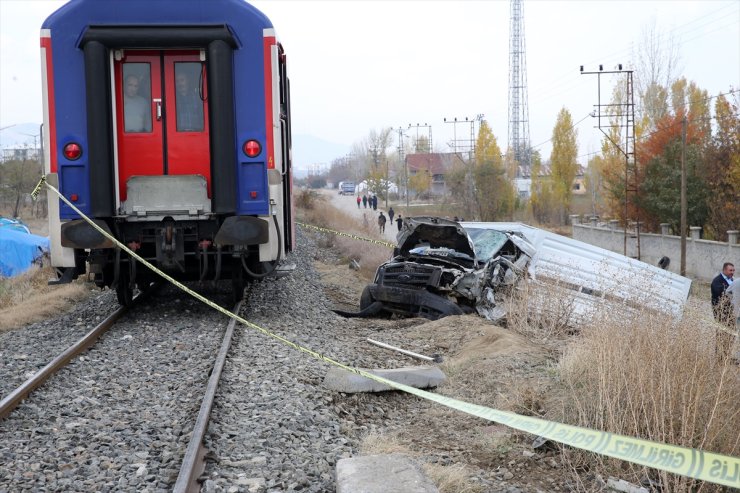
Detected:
left=396, top=216, right=476, bottom=260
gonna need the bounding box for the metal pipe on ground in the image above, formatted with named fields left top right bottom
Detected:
left=366, top=338, right=443, bottom=363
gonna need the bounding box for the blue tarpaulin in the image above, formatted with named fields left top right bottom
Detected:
left=0, top=227, right=50, bottom=278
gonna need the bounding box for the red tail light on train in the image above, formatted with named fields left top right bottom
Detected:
left=63, top=143, right=82, bottom=160
left=243, top=139, right=261, bottom=157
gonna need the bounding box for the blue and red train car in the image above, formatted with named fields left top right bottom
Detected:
left=41, top=0, right=293, bottom=304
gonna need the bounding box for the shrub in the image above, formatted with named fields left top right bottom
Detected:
left=559, top=303, right=739, bottom=491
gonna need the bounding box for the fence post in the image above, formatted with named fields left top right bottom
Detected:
left=660, top=223, right=671, bottom=236
left=689, top=226, right=702, bottom=240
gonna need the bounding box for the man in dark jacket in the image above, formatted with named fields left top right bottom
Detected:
left=712, top=262, right=735, bottom=321
left=395, top=214, right=403, bottom=232
left=388, top=207, right=395, bottom=223
left=711, top=262, right=735, bottom=358
left=377, top=212, right=386, bottom=234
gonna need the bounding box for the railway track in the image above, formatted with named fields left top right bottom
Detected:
left=174, top=300, right=243, bottom=493
left=1, top=288, right=242, bottom=493
left=0, top=289, right=149, bottom=420
left=0, top=283, right=241, bottom=491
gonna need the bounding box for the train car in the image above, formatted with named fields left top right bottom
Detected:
left=40, top=0, right=294, bottom=304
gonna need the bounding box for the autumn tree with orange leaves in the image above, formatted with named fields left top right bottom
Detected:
left=703, top=93, right=740, bottom=240
left=594, top=74, right=738, bottom=238
left=633, top=111, right=709, bottom=232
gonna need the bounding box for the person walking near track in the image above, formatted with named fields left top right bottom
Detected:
left=378, top=212, right=386, bottom=234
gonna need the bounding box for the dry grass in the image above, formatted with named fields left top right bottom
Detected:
left=358, top=431, right=411, bottom=455
left=423, top=463, right=484, bottom=493
left=482, top=262, right=739, bottom=491
left=297, top=191, right=392, bottom=280
left=503, top=280, right=577, bottom=340
left=559, top=304, right=740, bottom=491
left=0, top=264, right=91, bottom=331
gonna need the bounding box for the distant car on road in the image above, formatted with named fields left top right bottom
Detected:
left=338, top=181, right=356, bottom=195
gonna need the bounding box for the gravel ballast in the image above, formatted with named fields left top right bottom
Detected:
left=0, top=226, right=549, bottom=492
left=0, top=229, right=427, bottom=492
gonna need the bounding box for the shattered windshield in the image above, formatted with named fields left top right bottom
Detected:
left=409, top=246, right=476, bottom=263
left=465, top=228, right=509, bottom=262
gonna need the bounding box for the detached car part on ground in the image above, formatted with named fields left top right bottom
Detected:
left=353, top=217, right=691, bottom=324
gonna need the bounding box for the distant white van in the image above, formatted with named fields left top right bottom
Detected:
left=338, top=181, right=355, bottom=195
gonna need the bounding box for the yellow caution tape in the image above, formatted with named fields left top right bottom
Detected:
left=297, top=221, right=395, bottom=249
left=43, top=181, right=740, bottom=488
left=31, top=175, right=46, bottom=200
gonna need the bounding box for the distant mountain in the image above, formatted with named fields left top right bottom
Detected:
left=291, top=134, right=349, bottom=172
left=0, top=123, right=43, bottom=149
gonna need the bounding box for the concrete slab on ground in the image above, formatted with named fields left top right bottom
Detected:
left=336, top=454, right=439, bottom=493
left=323, top=365, right=445, bottom=393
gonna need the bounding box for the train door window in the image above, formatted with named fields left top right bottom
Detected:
left=174, top=62, right=204, bottom=132
left=122, top=63, right=152, bottom=133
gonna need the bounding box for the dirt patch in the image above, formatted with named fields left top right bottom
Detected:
left=313, top=261, right=367, bottom=312
left=404, top=315, right=543, bottom=363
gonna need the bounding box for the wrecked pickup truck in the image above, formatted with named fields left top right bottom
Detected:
left=353, top=217, right=691, bottom=323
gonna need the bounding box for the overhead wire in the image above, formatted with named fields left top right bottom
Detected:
left=553, top=90, right=739, bottom=163
left=529, top=112, right=593, bottom=152
left=527, top=2, right=739, bottom=107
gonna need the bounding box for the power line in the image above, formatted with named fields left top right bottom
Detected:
left=528, top=2, right=739, bottom=106
left=530, top=112, right=592, bottom=151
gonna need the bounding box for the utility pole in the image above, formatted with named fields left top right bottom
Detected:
left=408, top=123, right=432, bottom=153
left=397, top=127, right=409, bottom=210
left=444, top=117, right=460, bottom=155
left=443, top=116, right=476, bottom=158
left=20, top=132, right=40, bottom=162
left=385, top=160, right=389, bottom=209
left=580, top=65, right=637, bottom=257
left=680, top=115, right=687, bottom=276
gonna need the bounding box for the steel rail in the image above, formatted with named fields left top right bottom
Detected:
left=0, top=288, right=150, bottom=420
left=173, top=300, right=243, bottom=493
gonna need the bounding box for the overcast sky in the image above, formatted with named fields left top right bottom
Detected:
left=1, top=0, right=738, bottom=167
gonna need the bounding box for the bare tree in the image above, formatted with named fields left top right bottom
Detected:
left=633, top=18, right=683, bottom=129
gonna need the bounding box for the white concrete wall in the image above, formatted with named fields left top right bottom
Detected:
left=572, top=224, right=739, bottom=282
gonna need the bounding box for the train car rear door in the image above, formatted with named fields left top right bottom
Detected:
left=114, top=51, right=210, bottom=203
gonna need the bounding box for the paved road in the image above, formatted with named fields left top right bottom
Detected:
left=321, top=190, right=402, bottom=244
